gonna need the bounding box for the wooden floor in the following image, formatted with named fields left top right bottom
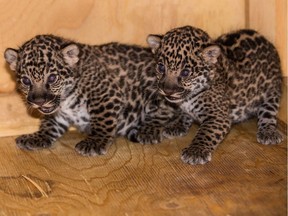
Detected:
left=0, top=119, right=286, bottom=216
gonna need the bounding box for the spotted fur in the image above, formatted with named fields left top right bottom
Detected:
left=147, top=26, right=283, bottom=165
left=4, top=35, right=190, bottom=156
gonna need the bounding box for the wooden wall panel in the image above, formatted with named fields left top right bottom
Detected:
left=0, top=93, right=39, bottom=137
left=0, top=0, right=246, bottom=93
left=248, top=0, right=287, bottom=77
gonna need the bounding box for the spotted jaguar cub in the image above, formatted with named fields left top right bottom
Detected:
left=147, top=26, right=283, bottom=165
left=4, top=35, right=188, bottom=156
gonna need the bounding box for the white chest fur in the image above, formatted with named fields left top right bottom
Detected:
left=180, top=95, right=203, bottom=123
left=57, top=95, right=90, bottom=133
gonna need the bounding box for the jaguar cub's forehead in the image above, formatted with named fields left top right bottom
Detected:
left=161, top=26, right=212, bottom=55
left=17, top=35, right=66, bottom=75
left=20, top=35, right=64, bottom=51
left=19, top=35, right=63, bottom=59
left=157, top=26, right=212, bottom=69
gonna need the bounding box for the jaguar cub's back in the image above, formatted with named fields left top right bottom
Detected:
left=216, top=29, right=282, bottom=123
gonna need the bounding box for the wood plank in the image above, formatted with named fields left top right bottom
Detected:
left=275, top=0, right=287, bottom=77
left=0, top=119, right=286, bottom=215
left=248, top=0, right=287, bottom=76
left=0, top=92, right=39, bottom=137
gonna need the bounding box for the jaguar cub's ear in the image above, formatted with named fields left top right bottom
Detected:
left=61, top=44, right=80, bottom=67
left=4, top=48, right=18, bottom=71
left=201, top=45, right=221, bottom=64
left=147, top=34, right=163, bottom=53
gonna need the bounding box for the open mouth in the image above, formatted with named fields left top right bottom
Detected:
left=39, top=105, right=58, bottom=114
left=165, top=96, right=183, bottom=103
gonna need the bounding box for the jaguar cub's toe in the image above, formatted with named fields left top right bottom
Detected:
left=126, top=128, right=139, bottom=143
left=181, top=146, right=212, bottom=165
left=257, top=129, right=283, bottom=145
left=16, top=134, right=53, bottom=150
left=136, top=133, right=162, bottom=144
left=75, top=139, right=109, bottom=156
left=163, top=126, right=188, bottom=139
left=132, top=127, right=163, bottom=144
left=16, top=136, right=33, bottom=150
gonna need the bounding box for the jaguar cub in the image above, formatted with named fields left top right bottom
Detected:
left=147, top=26, right=283, bottom=165
left=4, top=35, right=188, bottom=156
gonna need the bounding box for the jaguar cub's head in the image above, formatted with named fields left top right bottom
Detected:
left=147, top=26, right=220, bottom=103
left=4, top=35, right=80, bottom=114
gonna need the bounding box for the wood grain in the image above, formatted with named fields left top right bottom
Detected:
left=0, top=120, right=286, bottom=215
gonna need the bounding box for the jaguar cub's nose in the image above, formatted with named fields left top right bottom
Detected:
left=30, top=97, right=46, bottom=106
left=160, top=80, right=184, bottom=96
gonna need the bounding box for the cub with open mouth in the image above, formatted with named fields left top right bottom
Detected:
left=4, top=35, right=190, bottom=155
left=147, top=26, right=283, bottom=165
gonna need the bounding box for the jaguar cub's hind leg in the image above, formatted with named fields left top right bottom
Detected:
left=163, top=112, right=193, bottom=139
left=16, top=115, right=69, bottom=150
left=257, top=95, right=283, bottom=145
left=130, top=106, right=192, bottom=144
left=131, top=117, right=164, bottom=144
left=127, top=97, right=168, bottom=144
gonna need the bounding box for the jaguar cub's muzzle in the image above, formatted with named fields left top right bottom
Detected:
left=27, top=91, right=60, bottom=114
left=158, top=78, right=185, bottom=103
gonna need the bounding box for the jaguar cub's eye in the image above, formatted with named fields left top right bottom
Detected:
left=21, top=76, right=31, bottom=86
left=157, top=63, right=166, bottom=74
left=180, top=69, right=190, bottom=77
left=47, top=74, right=58, bottom=84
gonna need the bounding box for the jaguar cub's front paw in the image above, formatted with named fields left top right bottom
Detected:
left=257, top=128, right=283, bottom=145
left=75, top=138, right=111, bottom=156
left=181, top=146, right=212, bottom=165
left=16, top=134, right=53, bottom=150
